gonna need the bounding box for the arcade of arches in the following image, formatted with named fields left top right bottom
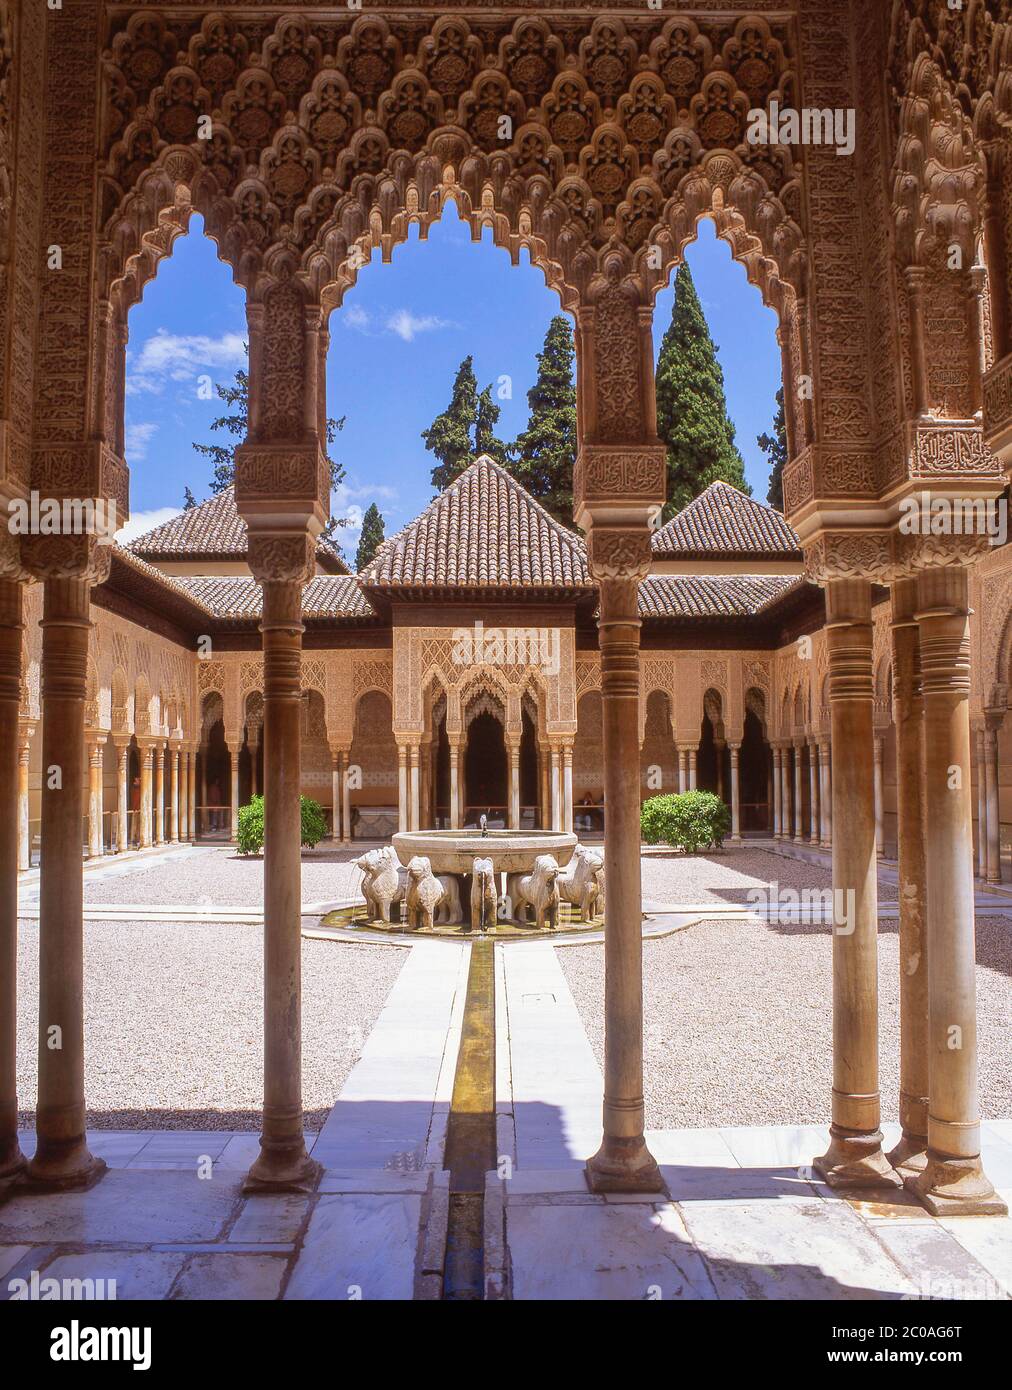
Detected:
left=1, top=2, right=1012, bottom=1217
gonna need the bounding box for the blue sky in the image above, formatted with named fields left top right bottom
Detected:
left=120, top=210, right=781, bottom=555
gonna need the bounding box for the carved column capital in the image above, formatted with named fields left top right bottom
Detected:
left=803, top=532, right=895, bottom=585
left=247, top=533, right=316, bottom=587
left=21, top=534, right=111, bottom=585
left=587, top=528, right=653, bottom=585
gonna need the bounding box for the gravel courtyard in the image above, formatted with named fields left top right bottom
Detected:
left=560, top=913, right=1012, bottom=1129
left=15, top=919, right=405, bottom=1130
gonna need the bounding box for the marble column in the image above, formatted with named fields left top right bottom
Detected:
left=772, top=745, right=782, bottom=837
left=813, top=577, right=898, bottom=1189
left=244, top=574, right=319, bottom=1193
left=729, top=743, right=741, bottom=843
left=0, top=580, right=25, bottom=1182
left=984, top=715, right=1002, bottom=885
left=153, top=744, right=165, bottom=846
left=819, top=739, right=832, bottom=848
left=873, top=734, right=885, bottom=857
left=781, top=745, right=792, bottom=841
left=139, top=742, right=153, bottom=849
left=976, top=726, right=987, bottom=879
left=809, top=741, right=820, bottom=843
left=26, top=578, right=105, bottom=1188
left=585, top=575, right=661, bottom=1194
left=228, top=743, right=240, bottom=842
left=248, top=733, right=259, bottom=798
left=563, top=744, right=574, bottom=833
left=169, top=745, right=180, bottom=844
left=187, top=749, right=196, bottom=843
left=330, top=750, right=341, bottom=841
left=792, top=741, right=804, bottom=842
left=688, top=747, right=697, bottom=791
left=449, top=740, right=461, bottom=830
left=199, top=745, right=207, bottom=835
left=86, top=736, right=105, bottom=858
left=179, top=750, right=189, bottom=842
left=341, top=749, right=352, bottom=845
left=409, top=744, right=420, bottom=832
left=550, top=747, right=561, bottom=831
left=715, top=741, right=725, bottom=800
left=508, top=740, right=520, bottom=830
left=910, top=565, right=1004, bottom=1214
left=397, top=744, right=408, bottom=832
left=17, top=726, right=32, bottom=872
left=678, top=749, right=687, bottom=793
left=888, top=576, right=929, bottom=1175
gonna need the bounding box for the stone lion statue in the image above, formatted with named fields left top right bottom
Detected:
left=470, top=856, right=497, bottom=934
left=352, top=845, right=404, bottom=923
left=558, top=843, right=605, bottom=922
left=405, top=855, right=461, bottom=931
left=509, top=853, right=560, bottom=931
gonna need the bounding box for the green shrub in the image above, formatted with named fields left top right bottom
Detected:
left=236, top=794, right=329, bottom=855
left=640, top=790, right=730, bottom=853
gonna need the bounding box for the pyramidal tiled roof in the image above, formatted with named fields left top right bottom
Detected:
left=128, top=486, right=348, bottom=572
left=360, top=455, right=592, bottom=590
left=172, top=574, right=376, bottom=622
left=638, top=574, right=804, bottom=619
left=651, top=480, right=801, bottom=559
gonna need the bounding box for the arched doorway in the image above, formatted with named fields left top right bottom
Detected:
left=465, top=710, right=507, bottom=825
left=742, top=688, right=772, bottom=833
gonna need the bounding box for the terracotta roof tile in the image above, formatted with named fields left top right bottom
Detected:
left=638, top=574, right=805, bottom=618
left=651, top=480, right=801, bottom=559
left=360, top=455, right=592, bottom=590
left=172, top=574, right=376, bottom=621
left=128, top=485, right=349, bottom=572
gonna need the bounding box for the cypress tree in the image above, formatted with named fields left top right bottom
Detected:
left=759, top=386, right=788, bottom=512
left=422, top=356, right=479, bottom=490
left=655, top=263, right=749, bottom=517
left=510, top=315, right=577, bottom=525
left=356, top=503, right=386, bottom=570
left=475, top=383, right=508, bottom=464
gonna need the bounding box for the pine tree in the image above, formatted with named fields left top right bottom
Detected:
left=655, top=263, right=750, bottom=518
left=182, top=486, right=198, bottom=510
left=422, top=356, right=479, bottom=490
left=192, top=351, right=348, bottom=548
left=475, top=383, right=508, bottom=464
left=356, top=503, right=385, bottom=571
left=510, top=315, right=577, bottom=525
left=759, top=387, right=788, bottom=512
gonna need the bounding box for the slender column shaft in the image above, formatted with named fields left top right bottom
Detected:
left=397, top=745, right=408, bottom=832
left=729, top=743, right=741, bottom=842
left=18, top=731, right=31, bottom=871
left=331, top=753, right=341, bottom=841
left=814, top=577, right=897, bottom=1188
left=200, top=748, right=207, bottom=834
left=27, top=579, right=104, bottom=1187
left=409, top=745, right=420, bottom=831
left=677, top=749, right=686, bottom=793
left=976, top=728, right=987, bottom=878
left=180, top=752, right=190, bottom=842
left=550, top=748, right=561, bottom=830
left=715, top=744, right=724, bottom=800
left=154, top=745, right=165, bottom=845
left=0, top=581, right=26, bottom=1180
left=563, top=745, right=573, bottom=832
left=139, top=745, right=153, bottom=848
left=688, top=748, right=697, bottom=791
left=809, top=743, right=819, bottom=842
left=246, top=580, right=317, bottom=1191
left=911, top=566, right=1004, bottom=1214
left=985, top=723, right=1001, bottom=885
left=889, top=577, right=929, bottom=1174
left=873, top=736, right=885, bottom=857
left=169, top=748, right=180, bottom=844
left=341, top=750, right=351, bottom=845
left=772, top=746, right=782, bottom=837
left=793, top=743, right=803, bottom=841
left=87, top=739, right=103, bottom=858
left=781, top=747, right=792, bottom=839
left=249, top=737, right=259, bottom=798
left=187, top=751, right=196, bottom=842
left=819, top=740, right=832, bottom=847
left=508, top=743, right=520, bottom=829
left=586, top=578, right=661, bottom=1192
left=449, top=743, right=460, bottom=830
left=229, top=746, right=240, bottom=842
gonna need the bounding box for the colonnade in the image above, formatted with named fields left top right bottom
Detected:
left=772, top=739, right=833, bottom=848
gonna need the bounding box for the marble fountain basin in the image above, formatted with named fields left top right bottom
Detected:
left=391, top=828, right=578, bottom=875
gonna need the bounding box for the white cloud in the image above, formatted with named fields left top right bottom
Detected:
left=115, top=506, right=183, bottom=544
left=124, top=421, right=158, bottom=461
left=385, top=309, right=452, bottom=342
left=335, top=479, right=399, bottom=504
left=127, top=329, right=246, bottom=394
left=343, top=304, right=371, bottom=331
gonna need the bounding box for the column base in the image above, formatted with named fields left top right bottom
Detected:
left=906, top=1153, right=1008, bottom=1216
left=25, top=1140, right=107, bottom=1192
left=886, top=1130, right=929, bottom=1177
left=585, top=1135, right=665, bottom=1194
left=729, top=834, right=742, bottom=845
left=243, top=1143, right=322, bottom=1195
left=813, top=1126, right=903, bottom=1189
